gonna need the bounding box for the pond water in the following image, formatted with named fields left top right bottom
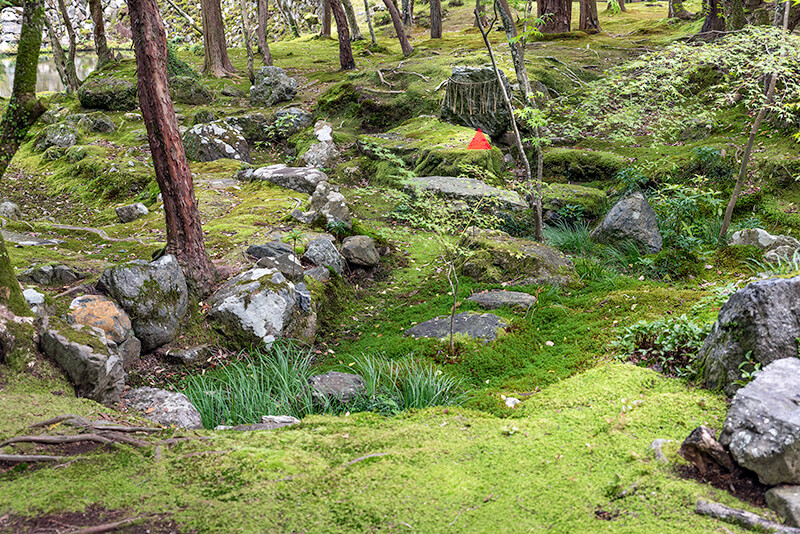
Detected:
left=0, top=54, right=98, bottom=97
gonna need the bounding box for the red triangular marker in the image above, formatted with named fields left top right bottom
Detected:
left=468, top=129, right=491, bottom=150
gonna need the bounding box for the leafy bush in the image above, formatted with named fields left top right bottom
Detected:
left=611, top=314, right=712, bottom=379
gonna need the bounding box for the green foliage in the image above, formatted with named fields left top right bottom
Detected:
left=543, top=219, right=593, bottom=256
left=734, top=351, right=762, bottom=387
left=555, top=26, right=800, bottom=142
left=167, top=43, right=200, bottom=79
left=611, top=314, right=712, bottom=379
left=184, top=342, right=465, bottom=428
left=747, top=249, right=800, bottom=275
left=650, top=179, right=724, bottom=250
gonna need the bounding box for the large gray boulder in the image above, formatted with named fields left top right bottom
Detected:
left=405, top=312, right=508, bottom=342
left=766, top=486, right=800, bottom=527
left=302, top=238, right=343, bottom=275
left=207, top=267, right=315, bottom=346
left=0, top=200, right=20, bottom=220
left=342, top=236, right=380, bottom=267
left=225, top=113, right=269, bottom=143
left=250, top=66, right=298, bottom=107
left=97, top=255, right=189, bottom=353
left=307, top=182, right=351, bottom=230
left=720, top=358, right=800, bottom=485
left=697, top=276, right=800, bottom=395
left=68, top=294, right=141, bottom=370
left=77, top=114, right=116, bottom=133
left=590, top=192, right=662, bottom=254
left=404, top=175, right=526, bottom=213
left=19, top=264, right=80, bottom=285
left=122, top=387, right=203, bottom=429
left=116, top=202, right=149, bottom=223
left=467, top=290, right=536, bottom=310
left=256, top=253, right=305, bottom=283
left=440, top=66, right=511, bottom=138
left=183, top=120, right=251, bottom=163
left=169, top=75, right=213, bottom=105
left=40, top=322, right=126, bottom=405
left=78, top=77, right=138, bottom=111
left=240, top=164, right=327, bottom=195
left=35, top=123, right=79, bottom=151
left=247, top=241, right=294, bottom=259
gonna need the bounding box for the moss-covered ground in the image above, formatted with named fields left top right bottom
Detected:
left=0, top=0, right=796, bottom=530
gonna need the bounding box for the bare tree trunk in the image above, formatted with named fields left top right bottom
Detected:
left=44, top=14, right=71, bottom=91
left=431, top=0, right=442, bottom=37
left=668, top=0, right=693, bottom=19
left=241, top=0, right=255, bottom=82
left=56, top=0, right=80, bottom=88
left=128, top=0, right=217, bottom=294
left=496, top=0, right=529, bottom=93
left=278, top=0, right=301, bottom=37
left=341, top=0, right=364, bottom=39
left=382, top=0, right=413, bottom=56
left=330, top=0, right=356, bottom=69
left=89, top=0, right=115, bottom=67
left=257, top=0, right=274, bottom=64
left=719, top=0, right=788, bottom=243
left=579, top=0, right=600, bottom=32
left=201, top=0, right=237, bottom=77
left=474, top=3, right=542, bottom=241
left=538, top=0, right=571, bottom=32
left=700, top=0, right=725, bottom=33
left=364, top=0, right=377, bottom=44
left=402, top=0, right=414, bottom=24
left=164, top=0, right=204, bottom=36
left=321, top=0, right=332, bottom=36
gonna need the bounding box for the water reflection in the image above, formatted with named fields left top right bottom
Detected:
left=0, top=53, right=98, bottom=97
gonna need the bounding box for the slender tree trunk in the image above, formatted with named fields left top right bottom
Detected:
left=241, top=0, right=255, bottom=82
left=201, top=0, right=237, bottom=76
left=619, top=0, right=626, bottom=12
left=341, top=0, right=364, bottom=39
left=496, top=0, right=529, bottom=93
left=382, top=0, right=414, bottom=56
left=364, top=0, right=377, bottom=44
left=330, top=0, right=356, bottom=69
left=44, top=14, right=71, bottom=91
left=719, top=1, right=789, bottom=243
left=579, top=0, right=601, bottom=32
left=700, top=0, right=725, bottom=33
left=402, top=0, right=414, bottom=24
left=538, top=0, right=571, bottom=32
left=725, top=0, right=745, bottom=29
left=278, top=0, right=301, bottom=37
left=431, top=0, right=442, bottom=37
left=56, top=0, right=80, bottom=88
left=165, top=0, right=204, bottom=36
left=668, top=0, right=693, bottom=19
left=89, top=0, right=115, bottom=67
left=474, top=5, right=542, bottom=242
left=321, top=0, right=332, bottom=36
left=257, top=0, right=274, bottom=64
left=474, top=0, right=487, bottom=27
left=128, top=0, right=217, bottom=294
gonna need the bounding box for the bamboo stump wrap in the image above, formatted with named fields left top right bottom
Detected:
left=440, top=66, right=511, bottom=139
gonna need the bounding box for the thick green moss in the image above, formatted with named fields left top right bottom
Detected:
left=543, top=148, right=627, bottom=183
left=542, top=183, right=607, bottom=217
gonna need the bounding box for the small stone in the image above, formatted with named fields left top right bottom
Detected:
left=122, top=387, right=203, bottom=429
left=405, top=312, right=507, bottom=342
left=0, top=200, right=21, bottom=220
left=467, top=290, right=536, bottom=310
left=302, top=238, right=343, bottom=275
left=309, top=371, right=365, bottom=403
left=341, top=236, right=380, bottom=268
left=116, top=202, right=149, bottom=223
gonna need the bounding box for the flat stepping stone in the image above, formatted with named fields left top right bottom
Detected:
left=404, top=176, right=526, bottom=212
left=405, top=312, right=507, bottom=342
left=467, top=290, right=536, bottom=310
left=1, top=230, right=62, bottom=246
left=241, top=164, right=327, bottom=195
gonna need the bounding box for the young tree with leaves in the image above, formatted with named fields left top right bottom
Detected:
left=128, top=0, right=218, bottom=294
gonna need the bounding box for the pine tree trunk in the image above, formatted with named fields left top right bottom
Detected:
left=700, top=0, right=725, bottom=33
left=257, top=0, right=274, bottom=64
left=89, top=0, right=115, bottom=67
left=430, top=0, right=442, bottom=37
left=402, top=0, right=413, bottom=24
left=342, top=0, right=364, bottom=40
left=364, top=0, right=377, bottom=44
left=579, top=0, right=601, bottom=32
left=0, top=0, right=47, bottom=316
left=128, top=0, right=217, bottom=295
left=201, top=0, right=237, bottom=76
left=538, top=0, right=571, bottom=33
left=382, top=0, right=414, bottom=56
left=330, top=0, right=356, bottom=69
left=241, top=0, right=255, bottom=82
left=321, top=0, right=332, bottom=36
left=279, top=0, right=301, bottom=37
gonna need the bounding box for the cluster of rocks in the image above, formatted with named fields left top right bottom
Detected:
left=729, top=227, right=800, bottom=263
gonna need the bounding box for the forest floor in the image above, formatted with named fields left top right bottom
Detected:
left=0, top=0, right=796, bottom=531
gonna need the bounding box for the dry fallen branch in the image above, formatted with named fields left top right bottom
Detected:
left=342, top=452, right=390, bottom=467
left=0, top=454, right=68, bottom=462
left=29, top=414, right=91, bottom=428
left=376, top=69, right=394, bottom=88
left=695, top=500, right=800, bottom=533
left=361, top=87, right=404, bottom=94
left=64, top=516, right=146, bottom=534
left=0, top=434, right=113, bottom=447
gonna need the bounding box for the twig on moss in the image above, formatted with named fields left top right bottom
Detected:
left=695, top=500, right=800, bottom=533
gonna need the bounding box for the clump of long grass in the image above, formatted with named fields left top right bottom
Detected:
left=184, top=343, right=466, bottom=429
left=543, top=220, right=594, bottom=256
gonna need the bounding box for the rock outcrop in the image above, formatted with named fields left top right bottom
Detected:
left=183, top=120, right=251, bottom=163
left=240, top=164, right=327, bottom=195
left=122, top=387, right=203, bottom=429
left=250, top=66, right=298, bottom=107
left=590, top=192, right=662, bottom=253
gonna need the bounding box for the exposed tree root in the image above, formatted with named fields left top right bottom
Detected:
left=695, top=500, right=800, bottom=533
left=0, top=454, right=67, bottom=462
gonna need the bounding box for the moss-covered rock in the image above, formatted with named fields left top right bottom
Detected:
left=169, top=75, right=213, bottom=105
left=543, top=148, right=627, bottom=183
left=543, top=183, right=607, bottom=218
left=78, top=77, right=138, bottom=111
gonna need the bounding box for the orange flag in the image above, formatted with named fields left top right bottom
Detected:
left=468, top=129, right=491, bottom=150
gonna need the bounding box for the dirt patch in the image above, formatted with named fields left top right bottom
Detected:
left=676, top=464, right=768, bottom=508
left=0, top=504, right=180, bottom=533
